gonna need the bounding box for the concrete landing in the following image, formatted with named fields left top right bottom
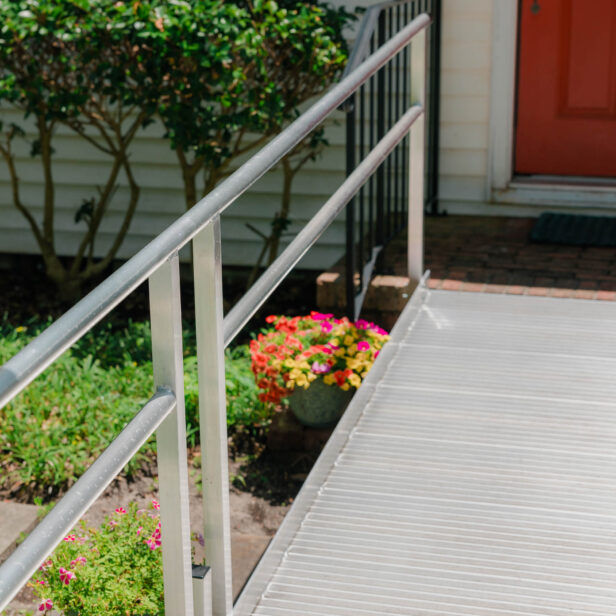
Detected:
left=0, top=502, right=38, bottom=564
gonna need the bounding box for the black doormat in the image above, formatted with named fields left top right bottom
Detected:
left=530, top=213, right=616, bottom=247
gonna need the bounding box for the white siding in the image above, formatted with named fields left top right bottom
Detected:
left=439, top=0, right=492, bottom=215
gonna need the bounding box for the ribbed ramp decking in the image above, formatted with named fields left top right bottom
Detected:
left=235, top=285, right=616, bottom=615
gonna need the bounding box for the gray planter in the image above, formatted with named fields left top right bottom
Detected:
left=288, top=378, right=354, bottom=428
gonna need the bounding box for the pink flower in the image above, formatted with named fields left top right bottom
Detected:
left=322, top=346, right=332, bottom=355
left=59, top=567, right=75, bottom=585
left=38, top=559, right=52, bottom=571
left=374, top=351, right=380, bottom=359
left=115, top=507, right=127, bottom=515
left=63, top=535, right=76, bottom=542
left=355, top=319, right=370, bottom=330
left=38, top=599, right=53, bottom=612
left=34, top=579, right=47, bottom=586
left=310, top=311, right=333, bottom=321
left=70, top=556, right=86, bottom=567
left=311, top=361, right=331, bottom=374
left=320, top=321, right=333, bottom=333
left=136, top=526, right=143, bottom=536
left=108, top=519, right=118, bottom=528
left=357, top=341, right=370, bottom=352
left=151, top=500, right=160, bottom=510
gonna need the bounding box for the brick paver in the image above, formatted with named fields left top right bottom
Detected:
left=382, top=215, right=616, bottom=300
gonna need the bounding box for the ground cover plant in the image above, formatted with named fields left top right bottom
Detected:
left=0, top=317, right=271, bottom=501
left=31, top=501, right=165, bottom=616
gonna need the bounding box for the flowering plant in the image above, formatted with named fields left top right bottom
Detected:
left=250, top=312, right=389, bottom=405
left=31, top=501, right=165, bottom=616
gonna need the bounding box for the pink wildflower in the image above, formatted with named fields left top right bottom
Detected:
left=70, top=556, right=86, bottom=567
left=63, top=534, right=76, bottom=542
left=136, top=526, right=143, bottom=536
left=38, top=559, right=52, bottom=571
left=59, top=567, right=75, bottom=585
left=151, top=499, right=160, bottom=510
left=115, top=507, right=127, bottom=515
left=108, top=519, right=118, bottom=528
left=38, top=599, right=53, bottom=612
left=357, top=341, right=370, bottom=352
left=34, top=579, right=47, bottom=586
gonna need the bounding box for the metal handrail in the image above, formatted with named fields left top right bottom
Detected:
left=224, top=104, right=423, bottom=346
left=0, top=12, right=431, bottom=616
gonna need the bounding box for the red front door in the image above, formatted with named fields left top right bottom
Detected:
left=515, top=0, right=616, bottom=177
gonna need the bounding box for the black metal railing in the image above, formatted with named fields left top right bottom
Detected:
left=344, top=0, right=441, bottom=317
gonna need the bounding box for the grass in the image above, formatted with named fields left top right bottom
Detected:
left=0, top=316, right=272, bottom=501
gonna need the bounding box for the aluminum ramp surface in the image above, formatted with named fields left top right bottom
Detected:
left=235, top=286, right=616, bottom=615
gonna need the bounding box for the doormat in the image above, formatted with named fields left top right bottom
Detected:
left=530, top=213, right=616, bottom=247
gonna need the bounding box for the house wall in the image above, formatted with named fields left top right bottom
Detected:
left=0, top=0, right=511, bottom=271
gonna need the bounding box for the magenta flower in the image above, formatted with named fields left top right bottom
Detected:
left=311, top=361, right=331, bottom=374
left=38, top=599, right=53, bottom=612
left=59, top=567, right=75, bottom=585
left=136, top=526, right=143, bottom=536
left=38, top=559, right=52, bottom=571
left=151, top=499, right=160, bottom=510
left=115, top=507, right=127, bottom=515
left=70, top=556, right=86, bottom=567
left=357, top=341, right=370, bottom=352
left=374, top=351, right=380, bottom=359
left=63, top=534, right=76, bottom=542
left=311, top=312, right=333, bottom=321
left=320, top=321, right=333, bottom=333
left=355, top=319, right=370, bottom=330
left=321, top=346, right=332, bottom=355
left=34, top=579, right=47, bottom=586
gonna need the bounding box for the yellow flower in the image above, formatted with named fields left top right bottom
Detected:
left=343, top=335, right=354, bottom=347
left=307, top=372, right=317, bottom=382
left=15, top=326, right=26, bottom=333
left=283, top=359, right=296, bottom=369
left=296, top=373, right=308, bottom=388
left=298, top=361, right=310, bottom=371
left=349, top=374, right=361, bottom=388
left=340, top=383, right=350, bottom=391
left=323, top=373, right=335, bottom=385
left=334, top=348, right=345, bottom=357
left=289, top=368, right=302, bottom=380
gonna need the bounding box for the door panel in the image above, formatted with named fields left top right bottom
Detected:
left=515, top=0, right=616, bottom=177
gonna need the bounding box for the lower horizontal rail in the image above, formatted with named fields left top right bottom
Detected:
left=223, top=104, right=424, bottom=346
left=0, top=388, right=176, bottom=611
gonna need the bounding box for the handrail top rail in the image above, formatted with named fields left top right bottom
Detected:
left=0, top=12, right=431, bottom=410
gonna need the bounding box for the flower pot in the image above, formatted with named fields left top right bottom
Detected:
left=288, top=378, right=354, bottom=428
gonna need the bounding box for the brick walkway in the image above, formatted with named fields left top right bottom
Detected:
left=383, top=215, right=616, bottom=300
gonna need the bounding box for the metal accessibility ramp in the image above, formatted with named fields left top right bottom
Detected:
left=236, top=284, right=616, bottom=615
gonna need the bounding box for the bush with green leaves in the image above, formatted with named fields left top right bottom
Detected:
left=31, top=501, right=165, bottom=615
left=0, top=0, right=161, bottom=300
left=0, top=318, right=273, bottom=500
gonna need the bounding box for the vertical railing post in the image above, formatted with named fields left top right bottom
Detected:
left=408, top=26, right=427, bottom=285
left=149, top=254, right=195, bottom=616
left=193, top=217, right=233, bottom=616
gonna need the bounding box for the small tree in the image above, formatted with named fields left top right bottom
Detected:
left=0, top=1, right=158, bottom=300
left=153, top=0, right=355, bottom=209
